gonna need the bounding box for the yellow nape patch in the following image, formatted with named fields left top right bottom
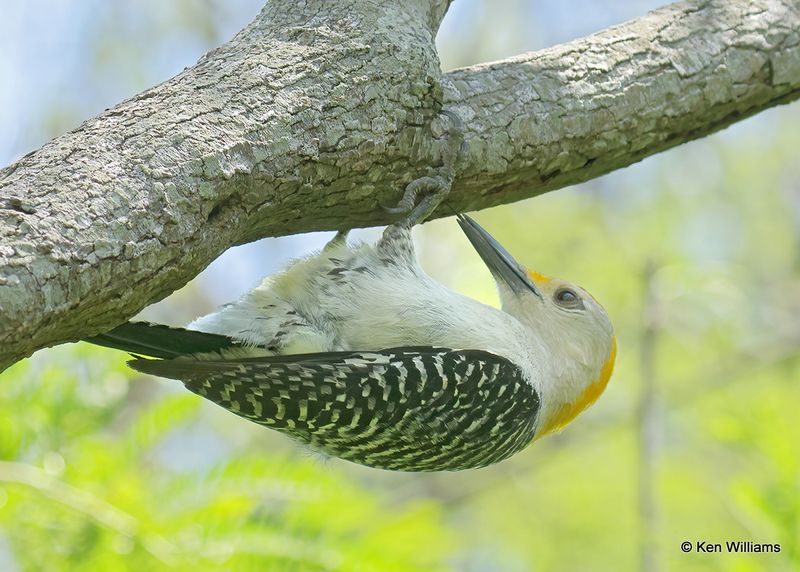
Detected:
left=528, top=270, right=553, bottom=284
left=537, top=336, right=617, bottom=438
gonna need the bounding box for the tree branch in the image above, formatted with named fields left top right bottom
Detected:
left=1, top=0, right=798, bottom=371
left=444, top=0, right=800, bottom=209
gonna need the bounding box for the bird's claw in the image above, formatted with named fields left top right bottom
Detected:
left=385, top=175, right=451, bottom=228
left=383, top=109, right=465, bottom=228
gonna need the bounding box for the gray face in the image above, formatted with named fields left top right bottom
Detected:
left=456, top=212, right=614, bottom=373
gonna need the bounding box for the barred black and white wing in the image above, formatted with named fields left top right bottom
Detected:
left=131, top=348, right=540, bottom=472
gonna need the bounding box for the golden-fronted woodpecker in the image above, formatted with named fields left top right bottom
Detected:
left=87, top=212, right=616, bottom=472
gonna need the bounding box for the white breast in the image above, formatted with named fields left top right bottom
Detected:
left=190, top=240, right=548, bottom=388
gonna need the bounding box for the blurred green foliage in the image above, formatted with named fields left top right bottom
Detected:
left=0, top=349, right=453, bottom=571
left=2, top=1, right=800, bottom=570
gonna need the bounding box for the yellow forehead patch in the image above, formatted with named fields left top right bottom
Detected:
left=536, top=336, right=617, bottom=438
left=528, top=270, right=552, bottom=284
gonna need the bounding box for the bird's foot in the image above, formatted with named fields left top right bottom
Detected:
left=384, top=175, right=452, bottom=228
left=383, top=109, right=465, bottom=229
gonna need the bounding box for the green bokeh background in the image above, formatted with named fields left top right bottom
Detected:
left=2, top=1, right=798, bottom=570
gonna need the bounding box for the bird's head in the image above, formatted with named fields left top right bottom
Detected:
left=457, top=214, right=616, bottom=438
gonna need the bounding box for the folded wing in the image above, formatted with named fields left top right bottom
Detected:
left=131, top=347, right=540, bottom=472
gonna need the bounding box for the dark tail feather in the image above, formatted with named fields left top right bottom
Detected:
left=85, top=321, right=236, bottom=359
left=128, top=355, right=237, bottom=380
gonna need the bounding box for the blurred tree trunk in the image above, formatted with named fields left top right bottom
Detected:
left=2, top=0, right=800, bottom=371
left=639, top=261, right=661, bottom=572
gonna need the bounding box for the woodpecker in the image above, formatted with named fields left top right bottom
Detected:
left=86, top=207, right=616, bottom=472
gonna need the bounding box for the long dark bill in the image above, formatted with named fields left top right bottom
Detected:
left=456, top=214, right=542, bottom=299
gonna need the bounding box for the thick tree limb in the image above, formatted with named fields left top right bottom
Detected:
left=447, top=0, right=800, bottom=208
left=1, top=0, right=799, bottom=371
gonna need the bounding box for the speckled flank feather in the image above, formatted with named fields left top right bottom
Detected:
left=131, top=347, right=539, bottom=472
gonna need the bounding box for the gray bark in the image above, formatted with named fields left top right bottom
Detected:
left=1, top=0, right=799, bottom=371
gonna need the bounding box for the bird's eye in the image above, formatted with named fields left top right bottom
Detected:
left=554, top=288, right=581, bottom=308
